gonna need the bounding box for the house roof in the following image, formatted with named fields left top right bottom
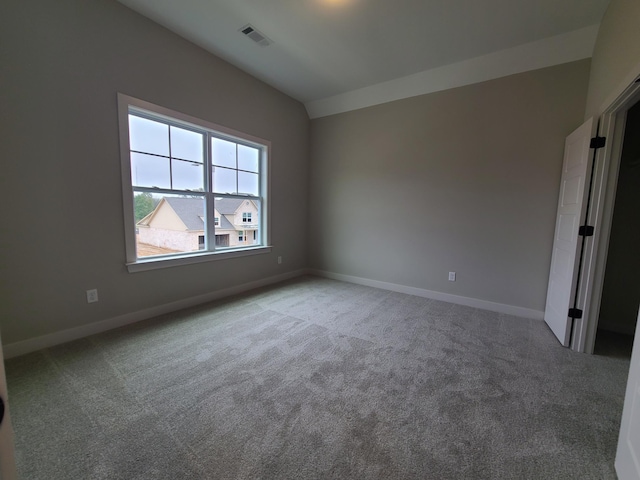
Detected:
left=216, top=212, right=234, bottom=231
left=146, top=196, right=256, bottom=231
left=215, top=198, right=258, bottom=230
left=215, top=198, right=248, bottom=214
left=164, top=197, right=205, bottom=231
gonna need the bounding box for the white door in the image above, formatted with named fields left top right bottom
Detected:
left=0, top=335, right=17, bottom=480
left=616, top=308, right=640, bottom=480
left=544, top=118, right=596, bottom=346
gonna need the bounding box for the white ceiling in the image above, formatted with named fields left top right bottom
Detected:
left=118, top=0, right=610, bottom=116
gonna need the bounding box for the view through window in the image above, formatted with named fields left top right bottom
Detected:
left=124, top=104, right=266, bottom=262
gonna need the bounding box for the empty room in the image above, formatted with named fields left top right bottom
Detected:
left=1, top=0, right=640, bottom=478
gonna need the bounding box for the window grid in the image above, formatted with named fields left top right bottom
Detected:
left=127, top=107, right=265, bottom=260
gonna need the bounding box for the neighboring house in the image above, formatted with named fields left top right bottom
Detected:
left=213, top=198, right=260, bottom=248
left=137, top=197, right=259, bottom=253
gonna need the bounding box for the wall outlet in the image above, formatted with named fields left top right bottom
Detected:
left=277, top=256, right=282, bottom=264
left=448, top=272, right=456, bottom=282
left=86, top=289, right=99, bottom=303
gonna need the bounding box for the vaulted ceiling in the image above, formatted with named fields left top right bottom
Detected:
left=118, top=0, right=610, bottom=116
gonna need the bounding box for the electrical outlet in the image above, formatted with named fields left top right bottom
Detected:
left=448, top=272, right=456, bottom=282
left=86, top=289, right=99, bottom=303
left=277, top=256, right=282, bottom=264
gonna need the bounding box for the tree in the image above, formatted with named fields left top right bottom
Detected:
left=134, top=192, right=155, bottom=221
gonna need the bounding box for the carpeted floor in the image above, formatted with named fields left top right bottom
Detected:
left=5, top=275, right=630, bottom=479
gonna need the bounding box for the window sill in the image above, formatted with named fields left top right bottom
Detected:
left=126, top=245, right=272, bottom=273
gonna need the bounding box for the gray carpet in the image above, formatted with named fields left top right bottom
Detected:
left=5, top=275, right=630, bottom=479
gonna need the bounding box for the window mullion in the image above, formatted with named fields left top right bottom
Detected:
left=205, top=132, right=215, bottom=252
left=133, top=186, right=205, bottom=196
left=121, top=94, right=269, bottom=266
left=167, top=124, right=173, bottom=190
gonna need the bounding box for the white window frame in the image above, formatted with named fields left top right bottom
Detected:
left=118, top=94, right=271, bottom=272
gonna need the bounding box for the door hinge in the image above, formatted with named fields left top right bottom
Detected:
left=568, top=308, right=583, bottom=319
left=590, top=136, right=606, bottom=149
left=578, top=225, right=594, bottom=237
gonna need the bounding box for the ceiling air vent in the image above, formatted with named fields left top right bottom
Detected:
left=239, top=24, right=272, bottom=47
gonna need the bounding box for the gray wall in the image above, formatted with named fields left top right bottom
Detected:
left=598, top=102, right=640, bottom=335
left=309, top=60, right=591, bottom=312
left=0, top=0, right=309, bottom=344
left=585, top=0, right=640, bottom=118
left=584, top=0, right=640, bottom=334
left=4, top=0, right=635, bottom=347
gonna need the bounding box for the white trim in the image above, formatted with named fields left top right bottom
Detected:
left=118, top=94, right=137, bottom=263
left=117, top=93, right=271, bottom=270
left=305, top=25, right=599, bottom=119
left=126, top=245, right=272, bottom=273
left=118, top=93, right=271, bottom=147
left=309, top=269, right=544, bottom=320
left=577, top=76, right=640, bottom=354
left=2, top=269, right=306, bottom=359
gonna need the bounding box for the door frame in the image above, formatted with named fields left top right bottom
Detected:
left=571, top=74, right=640, bottom=353
left=0, top=334, right=17, bottom=479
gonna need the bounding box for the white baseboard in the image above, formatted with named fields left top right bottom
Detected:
left=3, top=269, right=306, bottom=359
left=309, top=269, right=544, bottom=320
left=4, top=268, right=543, bottom=359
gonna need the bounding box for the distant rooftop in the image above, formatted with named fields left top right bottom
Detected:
left=160, top=197, right=256, bottom=231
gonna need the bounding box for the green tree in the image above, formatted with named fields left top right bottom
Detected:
left=134, top=192, right=155, bottom=221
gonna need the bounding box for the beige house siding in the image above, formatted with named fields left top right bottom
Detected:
left=229, top=201, right=259, bottom=227
left=138, top=227, right=202, bottom=252
left=138, top=198, right=259, bottom=252
left=147, top=200, right=186, bottom=231
left=214, top=200, right=259, bottom=248
left=137, top=198, right=203, bottom=252
left=214, top=228, right=258, bottom=248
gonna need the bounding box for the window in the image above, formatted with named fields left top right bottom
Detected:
left=215, top=234, right=229, bottom=247
left=118, top=94, right=270, bottom=272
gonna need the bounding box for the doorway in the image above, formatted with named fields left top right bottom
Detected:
left=593, top=100, right=640, bottom=358
left=570, top=75, right=640, bottom=354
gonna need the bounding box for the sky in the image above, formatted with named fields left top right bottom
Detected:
left=129, top=114, right=259, bottom=195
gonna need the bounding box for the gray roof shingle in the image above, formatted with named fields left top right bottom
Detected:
left=164, top=197, right=205, bottom=231
left=162, top=197, right=256, bottom=231
left=215, top=198, right=244, bottom=214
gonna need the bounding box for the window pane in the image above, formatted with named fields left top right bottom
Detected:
left=238, top=144, right=259, bottom=173
left=131, top=152, right=170, bottom=188
left=172, top=159, right=203, bottom=191
left=213, top=166, right=237, bottom=194
left=238, top=171, right=259, bottom=196
left=213, top=198, right=260, bottom=249
left=170, top=126, right=203, bottom=162
left=211, top=138, right=236, bottom=168
left=123, top=99, right=268, bottom=264
left=135, top=193, right=205, bottom=258
left=129, top=115, right=169, bottom=156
